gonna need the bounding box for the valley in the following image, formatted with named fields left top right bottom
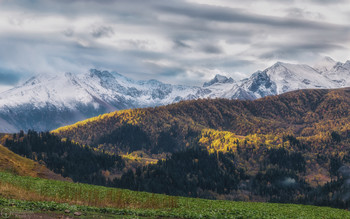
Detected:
left=1, top=87, right=350, bottom=214
left=1, top=1, right=349, bottom=217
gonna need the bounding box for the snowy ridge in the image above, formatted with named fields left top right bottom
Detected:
left=264, top=62, right=335, bottom=94
left=321, top=61, right=350, bottom=87
left=0, top=56, right=349, bottom=132
left=203, top=74, right=235, bottom=87
left=313, top=56, right=337, bottom=74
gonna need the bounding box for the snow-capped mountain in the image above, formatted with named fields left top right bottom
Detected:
left=313, top=56, right=337, bottom=74
left=322, top=61, right=350, bottom=87
left=237, top=71, right=276, bottom=100
left=203, top=74, right=235, bottom=87
left=228, top=58, right=348, bottom=100
left=263, top=62, right=335, bottom=94
left=0, top=57, right=349, bottom=132
left=0, top=69, right=209, bottom=132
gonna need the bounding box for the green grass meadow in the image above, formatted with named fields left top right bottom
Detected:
left=0, top=172, right=349, bottom=218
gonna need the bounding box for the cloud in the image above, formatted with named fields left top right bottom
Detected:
left=91, top=25, right=114, bottom=38
left=62, top=28, right=74, bottom=37
left=257, top=42, right=345, bottom=61
left=201, top=44, right=223, bottom=54
left=173, top=39, right=191, bottom=49
left=285, top=8, right=324, bottom=20
left=157, top=3, right=346, bottom=31
left=0, top=0, right=349, bottom=87
left=309, top=0, right=345, bottom=3
left=0, top=70, right=21, bottom=85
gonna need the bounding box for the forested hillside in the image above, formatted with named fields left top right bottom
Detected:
left=0, top=143, right=67, bottom=181
left=53, top=88, right=350, bottom=153
left=3, top=87, right=350, bottom=208
left=1, top=131, right=124, bottom=184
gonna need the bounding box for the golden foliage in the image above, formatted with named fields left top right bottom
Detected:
left=52, top=109, right=145, bottom=134
left=0, top=144, right=68, bottom=181
left=198, top=129, right=285, bottom=154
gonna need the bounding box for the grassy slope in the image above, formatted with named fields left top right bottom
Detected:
left=0, top=144, right=68, bottom=181
left=0, top=171, right=349, bottom=219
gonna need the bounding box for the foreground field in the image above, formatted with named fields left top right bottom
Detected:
left=0, top=172, right=349, bottom=218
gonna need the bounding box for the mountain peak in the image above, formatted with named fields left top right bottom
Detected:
left=314, top=56, right=337, bottom=73
left=89, top=69, right=115, bottom=79
left=344, top=60, right=350, bottom=67
left=240, top=70, right=276, bottom=99
left=273, top=61, right=286, bottom=66
left=203, top=74, right=234, bottom=87
left=272, top=61, right=314, bottom=69
left=270, top=61, right=295, bottom=70
left=322, top=56, right=336, bottom=62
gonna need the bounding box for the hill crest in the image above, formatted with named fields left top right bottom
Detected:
left=52, top=87, right=350, bottom=153
left=0, top=143, right=69, bottom=181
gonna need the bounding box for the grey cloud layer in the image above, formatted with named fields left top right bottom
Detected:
left=0, top=71, right=20, bottom=85
left=0, top=0, right=349, bottom=87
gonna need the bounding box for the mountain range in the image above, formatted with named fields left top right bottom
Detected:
left=47, top=87, right=350, bottom=202
left=2, top=86, right=350, bottom=206
left=0, top=56, right=349, bottom=132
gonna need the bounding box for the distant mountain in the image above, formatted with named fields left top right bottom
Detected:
left=323, top=61, right=350, bottom=86
left=0, top=70, right=208, bottom=132
left=260, top=62, right=334, bottom=94
left=313, top=56, right=337, bottom=73
left=203, top=74, right=235, bottom=87
left=0, top=57, right=349, bottom=132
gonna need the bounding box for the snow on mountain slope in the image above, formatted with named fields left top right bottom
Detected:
left=0, top=69, right=211, bottom=132
left=0, top=57, right=349, bottom=132
left=264, top=62, right=336, bottom=94
left=199, top=74, right=240, bottom=99
left=322, top=61, right=350, bottom=86
left=202, top=57, right=349, bottom=99
left=313, top=56, right=337, bottom=74
left=0, top=73, right=97, bottom=110
left=203, top=74, right=235, bottom=87
left=80, top=69, right=209, bottom=106
left=0, top=69, right=208, bottom=112
left=239, top=71, right=277, bottom=99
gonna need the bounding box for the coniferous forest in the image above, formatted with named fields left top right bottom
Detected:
left=3, top=130, right=124, bottom=184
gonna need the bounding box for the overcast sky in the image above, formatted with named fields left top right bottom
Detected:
left=0, top=0, right=349, bottom=92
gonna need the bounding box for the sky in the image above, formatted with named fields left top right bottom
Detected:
left=0, top=0, right=349, bottom=92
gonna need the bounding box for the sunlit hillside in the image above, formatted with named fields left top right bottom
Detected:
left=0, top=143, right=67, bottom=181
